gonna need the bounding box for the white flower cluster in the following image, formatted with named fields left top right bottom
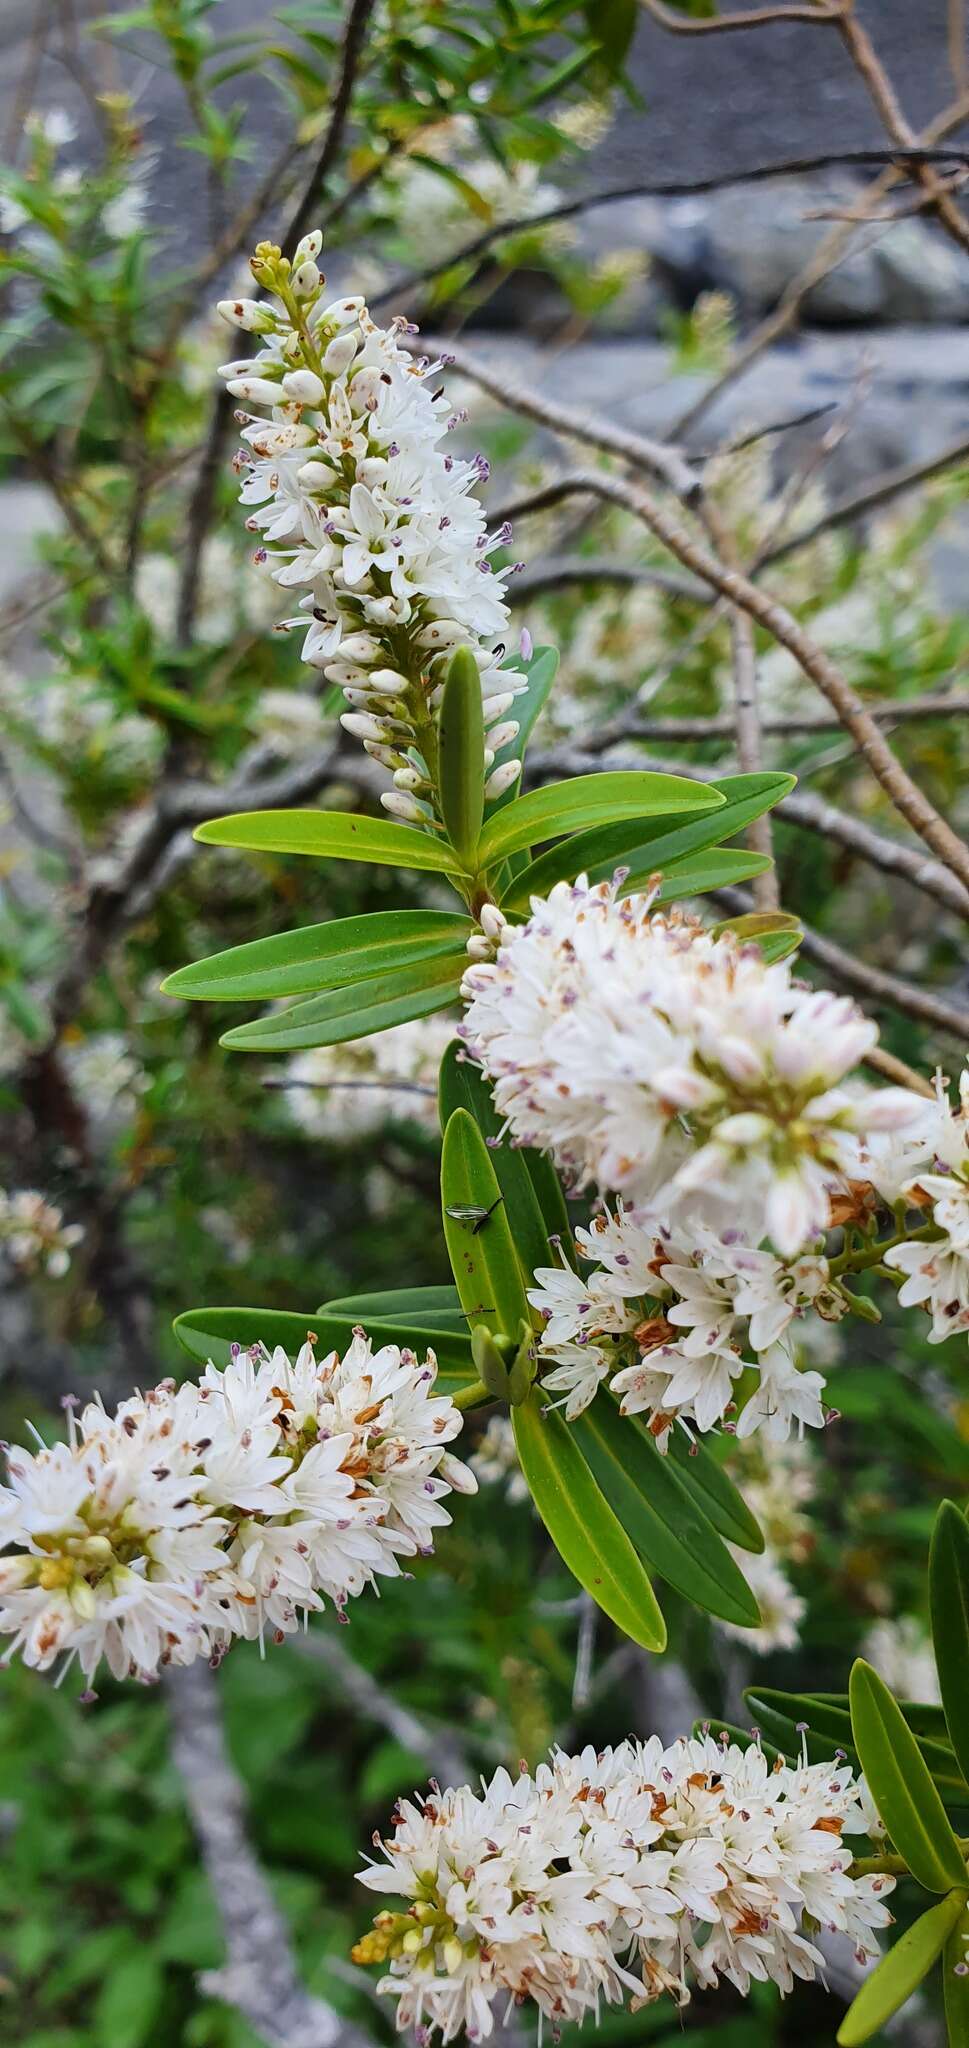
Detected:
left=528, top=1202, right=841, bottom=1445
left=460, top=876, right=925, bottom=1261
left=0, top=1333, right=475, bottom=1685
left=218, top=232, right=521, bottom=819
left=884, top=1068, right=969, bottom=1342
left=863, top=1614, right=941, bottom=1705
left=284, top=1015, right=455, bottom=1143
left=355, top=1734, right=893, bottom=2039
left=0, top=1190, right=83, bottom=1278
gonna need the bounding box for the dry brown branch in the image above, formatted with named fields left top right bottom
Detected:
left=670, top=92, right=969, bottom=440
left=698, top=498, right=777, bottom=909
left=836, top=13, right=969, bottom=256
left=574, top=469, right=969, bottom=892
left=370, top=149, right=969, bottom=318
left=528, top=743, right=969, bottom=920
left=577, top=693, right=969, bottom=739
left=640, top=0, right=844, bottom=29
left=167, top=1661, right=374, bottom=2048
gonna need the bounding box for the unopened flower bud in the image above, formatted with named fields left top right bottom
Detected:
left=216, top=297, right=276, bottom=333
left=225, top=375, right=283, bottom=404
left=380, top=792, right=426, bottom=822
left=483, top=692, right=517, bottom=724
left=484, top=760, right=522, bottom=799
left=293, top=229, right=323, bottom=268
left=479, top=905, right=506, bottom=942
left=323, top=333, right=358, bottom=376
left=466, top=935, right=493, bottom=961
left=282, top=369, right=325, bottom=405
left=341, top=712, right=390, bottom=743
left=487, top=721, right=520, bottom=752
left=437, top=1453, right=478, bottom=1496
left=292, top=259, right=321, bottom=298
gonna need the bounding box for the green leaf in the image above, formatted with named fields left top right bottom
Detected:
left=439, top=1040, right=559, bottom=1281
left=943, top=1898, right=969, bottom=2046
left=218, top=952, right=464, bottom=1052
left=849, top=1660, right=969, bottom=1892
left=667, top=1431, right=765, bottom=1554
left=512, top=1391, right=666, bottom=1651
left=498, top=770, right=792, bottom=909
left=162, top=909, right=473, bottom=1002
left=319, top=1285, right=467, bottom=1333
left=194, top=808, right=469, bottom=875
left=91, top=1950, right=164, bottom=2048
left=571, top=1394, right=760, bottom=1626
left=441, top=1109, right=530, bottom=1338
left=837, top=1890, right=967, bottom=2047
left=746, top=1687, right=968, bottom=1796
left=931, top=1502, right=969, bottom=1787
left=438, top=647, right=486, bottom=867
left=173, top=1305, right=475, bottom=1392
left=711, top=909, right=802, bottom=950
left=650, top=848, right=773, bottom=904
left=478, top=770, right=724, bottom=867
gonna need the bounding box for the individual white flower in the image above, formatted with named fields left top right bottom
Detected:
left=863, top=1615, right=941, bottom=1705
left=0, top=1334, right=474, bottom=1681
left=355, top=1734, right=893, bottom=2037
left=0, top=1190, right=83, bottom=1277
left=218, top=234, right=518, bottom=814
left=461, top=875, right=925, bottom=1259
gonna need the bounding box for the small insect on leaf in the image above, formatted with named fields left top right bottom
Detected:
left=445, top=1195, right=506, bottom=1234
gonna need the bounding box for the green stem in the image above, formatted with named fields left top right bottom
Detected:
left=453, top=1378, right=490, bottom=1412
left=830, top=1221, right=940, bottom=1279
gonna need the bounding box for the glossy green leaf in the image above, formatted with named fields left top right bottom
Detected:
left=438, top=647, right=485, bottom=867
left=320, top=1285, right=467, bottom=1333
left=931, top=1502, right=969, bottom=1787
left=438, top=1041, right=560, bottom=1281
left=498, top=771, right=793, bottom=911
left=849, top=1660, right=969, bottom=1892
left=667, top=1432, right=765, bottom=1554
left=218, top=952, right=463, bottom=1052
left=441, top=1108, right=530, bottom=1338
left=162, top=910, right=473, bottom=1003
left=478, top=770, right=724, bottom=867
left=194, top=808, right=469, bottom=875
left=649, top=848, right=773, bottom=905
left=512, top=1391, right=666, bottom=1652
left=173, top=1305, right=476, bottom=1392
left=571, top=1395, right=760, bottom=1626
left=943, top=1898, right=969, bottom=2046
left=711, top=909, right=802, bottom=945
left=838, top=1890, right=967, bottom=2046
left=746, top=1686, right=968, bottom=1796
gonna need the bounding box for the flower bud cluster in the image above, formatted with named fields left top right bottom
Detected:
left=355, top=1734, right=893, bottom=2039
left=218, top=234, right=522, bottom=822
left=0, top=1333, right=475, bottom=1685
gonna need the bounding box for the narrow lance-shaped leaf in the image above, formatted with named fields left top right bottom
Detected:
left=194, top=808, right=470, bottom=876
left=478, top=771, right=724, bottom=867
left=162, top=909, right=473, bottom=1003
left=849, top=1659, right=969, bottom=1893
left=570, top=1394, right=761, bottom=1628
left=441, top=1108, right=530, bottom=1340
left=837, top=1891, right=967, bottom=2047
left=439, top=1040, right=562, bottom=1284
left=498, top=771, right=794, bottom=912
left=173, top=1305, right=476, bottom=1394
left=513, top=1391, right=667, bottom=1653
left=667, top=1431, right=764, bottom=1555
left=438, top=646, right=485, bottom=868
left=218, top=951, right=464, bottom=1053
left=931, top=1501, right=969, bottom=1787
left=747, top=1686, right=969, bottom=1797
left=943, top=1897, right=969, bottom=2046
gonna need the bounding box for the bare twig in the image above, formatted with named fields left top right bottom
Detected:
left=564, top=693, right=969, bottom=741
left=836, top=14, right=969, bottom=256
left=292, top=1629, right=471, bottom=1788
left=166, top=1661, right=374, bottom=2048
left=699, top=499, right=777, bottom=909
left=671, top=92, right=969, bottom=440
left=640, top=0, right=844, bottom=30
left=761, top=433, right=969, bottom=567
left=508, top=552, right=706, bottom=604
left=572, top=469, right=969, bottom=893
